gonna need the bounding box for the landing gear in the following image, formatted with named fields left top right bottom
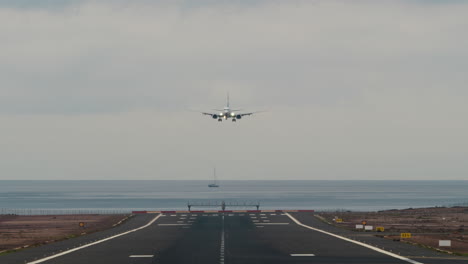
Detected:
left=218, top=119, right=222, bottom=122
left=232, top=119, right=236, bottom=122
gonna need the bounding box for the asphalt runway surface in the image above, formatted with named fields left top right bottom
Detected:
left=2, top=212, right=467, bottom=264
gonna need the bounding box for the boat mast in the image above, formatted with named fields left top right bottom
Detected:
left=213, top=167, right=217, bottom=184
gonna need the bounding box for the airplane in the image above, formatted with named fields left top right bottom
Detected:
left=201, top=94, right=258, bottom=122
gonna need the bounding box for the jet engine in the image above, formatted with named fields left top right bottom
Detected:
left=236, top=115, right=242, bottom=119
left=212, top=114, right=218, bottom=119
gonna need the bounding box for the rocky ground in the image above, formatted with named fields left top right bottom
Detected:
left=0, top=214, right=129, bottom=254
left=317, top=206, right=468, bottom=255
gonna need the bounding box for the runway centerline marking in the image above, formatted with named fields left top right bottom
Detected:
left=129, top=255, right=154, bottom=258
left=220, top=215, right=225, bottom=264
left=291, top=254, right=315, bottom=257
left=285, top=213, right=423, bottom=264
left=26, top=214, right=162, bottom=264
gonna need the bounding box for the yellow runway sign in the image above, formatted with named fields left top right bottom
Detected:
left=400, top=233, right=411, bottom=238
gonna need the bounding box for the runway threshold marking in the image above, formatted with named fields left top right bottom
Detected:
left=26, top=214, right=162, bottom=264
left=285, top=213, right=423, bottom=264
left=129, top=255, right=154, bottom=258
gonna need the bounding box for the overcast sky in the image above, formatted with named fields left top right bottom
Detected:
left=1, top=0, right=467, bottom=180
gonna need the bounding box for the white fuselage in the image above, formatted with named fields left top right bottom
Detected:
left=219, top=107, right=235, bottom=119
left=202, top=94, right=253, bottom=122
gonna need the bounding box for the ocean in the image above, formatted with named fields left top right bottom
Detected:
left=1, top=180, right=467, bottom=214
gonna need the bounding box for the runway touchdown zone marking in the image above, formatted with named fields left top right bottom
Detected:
left=27, top=214, right=162, bottom=264
left=285, top=213, right=423, bottom=264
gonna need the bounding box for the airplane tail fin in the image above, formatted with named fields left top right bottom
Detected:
left=227, top=92, right=230, bottom=108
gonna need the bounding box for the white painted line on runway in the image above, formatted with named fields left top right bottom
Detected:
left=254, top=223, right=289, bottom=225
left=263, top=220, right=270, bottom=222
left=285, top=213, right=423, bottom=264
left=270, top=214, right=276, bottom=216
left=129, top=255, right=154, bottom=258
left=170, top=214, right=177, bottom=216
left=252, top=220, right=260, bottom=222
left=220, top=215, right=225, bottom=264
left=27, top=214, right=162, bottom=264
left=291, top=254, right=315, bottom=257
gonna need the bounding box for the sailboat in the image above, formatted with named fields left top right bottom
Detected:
left=208, top=168, right=219, bottom=187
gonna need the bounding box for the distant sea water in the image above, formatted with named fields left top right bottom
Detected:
left=1, top=181, right=467, bottom=213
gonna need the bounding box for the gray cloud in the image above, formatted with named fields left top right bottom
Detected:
left=1, top=1, right=467, bottom=180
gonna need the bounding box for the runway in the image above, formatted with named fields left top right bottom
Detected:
left=2, top=212, right=467, bottom=264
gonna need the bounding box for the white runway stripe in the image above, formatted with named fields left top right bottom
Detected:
left=285, top=213, right=423, bottom=264
left=129, top=255, right=154, bottom=258
left=27, top=214, right=162, bottom=264
left=291, top=254, right=315, bottom=257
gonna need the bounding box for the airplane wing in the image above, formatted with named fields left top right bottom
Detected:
left=237, top=111, right=263, bottom=117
